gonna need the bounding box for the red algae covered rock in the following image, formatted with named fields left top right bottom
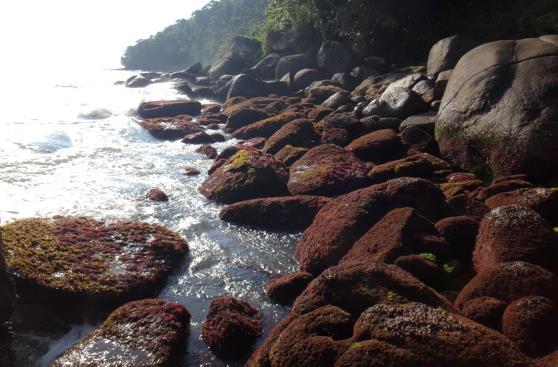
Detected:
left=267, top=305, right=353, bottom=367
left=147, top=188, right=169, bottom=202
left=461, top=296, right=507, bottom=330
left=288, top=144, right=370, bottom=197
left=335, top=339, right=424, bottom=367
left=502, top=296, right=558, bottom=357
left=0, top=217, right=188, bottom=307
left=138, top=100, right=202, bottom=119
left=224, top=108, right=269, bottom=133
left=455, top=261, right=558, bottom=311
left=138, top=116, right=204, bottom=141
left=52, top=299, right=190, bottom=367
left=293, top=261, right=451, bottom=317
left=265, top=272, right=313, bottom=306
left=346, top=129, right=405, bottom=163
left=0, top=234, right=15, bottom=367
left=353, top=302, right=534, bottom=367
left=195, top=144, right=218, bottom=159
left=263, top=119, right=320, bottom=154
left=202, top=296, right=263, bottom=359
left=435, top=215, right=479, bottom=260
left=273, top=145, right=308, bottom=167
left=485, top=187, right=558, bottom=226
left=295, top=178, right=446, bottom=275
left=219, top=195, right=330, bottom=230
left=232, top=112, right=301, bottom=139
left=199, top=149, right=288, bottom=204
left=367, top=154, right=436, bottom=184
left=475, top=179, right=534, bottom=201
left=473, top=205, right=558, bottom=273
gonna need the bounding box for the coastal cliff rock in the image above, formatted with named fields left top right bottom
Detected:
left=0, top=217, right=188, bottom=307
left=52, top=299, right=191, bottom=366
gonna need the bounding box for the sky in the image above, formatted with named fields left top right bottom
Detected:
left=0, top=0, right=210, bottom=71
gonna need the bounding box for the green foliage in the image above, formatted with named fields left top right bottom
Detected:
left=420, top=253, right=437, bottom=263
left=442, top=263, right=455, bottom=274
left=122, top=0, right=268, bottom=71
left=387, top=291, right=397, bottom=302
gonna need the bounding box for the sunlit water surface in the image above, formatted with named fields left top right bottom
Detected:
left=0, top=68, right=298, bottom=366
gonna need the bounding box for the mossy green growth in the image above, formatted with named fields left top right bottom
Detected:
left=420, top=253, right=437, bottom=262
left=436, top=306, right=447, bottom=314
left=554, top=227, right=558, bottom=233
left=224, top=150, right=254, bottom=172
left=387, top=291, right=397, bottom=302
left=350, top=342, right=363, bottom=350
left=443, top=263, right=456, bottom=274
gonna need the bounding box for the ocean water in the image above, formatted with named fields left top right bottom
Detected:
left=0, top=68, right=298, bottom=366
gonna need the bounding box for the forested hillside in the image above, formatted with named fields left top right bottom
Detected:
left=121, top=0, right=268, bottom=71
left=122, top=0, right=558, bottom=71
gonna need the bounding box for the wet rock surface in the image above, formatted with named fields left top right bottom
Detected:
left=0, top=217, right=188, bottom=307
left=138, top=100, right=202, bottom=119
left=52, top=299, right=191, bottom=367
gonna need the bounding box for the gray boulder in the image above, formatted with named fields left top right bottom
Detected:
left=427, top=35, right=476, bottom=75
left=293, top=69, right=328, bottom=90
left=227, top=74, right=268, bottom=100
left=276, top=54, right=314, bottom=80
left=436, top=35, right=558, bottom=179
left=209, top=52, right=247, bottom=81
left=317, top=40, right=355, bottom=74
left=250, top=53, right=281, bottom=80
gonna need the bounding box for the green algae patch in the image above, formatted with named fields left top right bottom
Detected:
left=1, top=217, right=188, bottom=306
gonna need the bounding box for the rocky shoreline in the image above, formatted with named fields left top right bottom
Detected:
left=2, top=34, right=558, bottom=366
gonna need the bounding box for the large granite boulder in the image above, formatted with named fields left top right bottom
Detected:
left=1, top=217, right=188, bottom=307
left=436, top=36, right=558, bottom=179
left=209, top=52, right=247, bottom=80
left=199, top=149, right=288, bottom=204
left=427, top=35, right=476, bottom=75
left=52, top=299, right=190, bottom=367
left=295, top=178, right=446, bottom=275
left=288, top=144, right=370, bottom=197
left=276, top=54, right=314, bottom=79
left=227, top=74, right=269, bottom=100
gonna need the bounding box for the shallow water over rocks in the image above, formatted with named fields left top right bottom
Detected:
left=0, top=69, right=298, bottom=366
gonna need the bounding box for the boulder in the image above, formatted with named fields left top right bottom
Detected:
left=185, top=62, right=203, bottom=75
left=346, top=129, right=405, bottom=163
left=195, top=144, right=218, bottom=159
left=227, top=74, right=269, bottom=100
left=427, top=35, right=476, bottom=75
left=138, top=100, right=202, bottom=119
left=335, top=339, right=425, bottom=367
left=250, top=53, right=282, bottom=80
left=434, top=69, right=452, bottom=99
left=232, top=112, right=301, bottom=139
left=485, top=187, right=558, bottom=226
left=475, top=179, right=534, bottom=201
left=147, top=188, right=169, bottom=202
left=332, top=73, right=359, bottom=90
left=263, top=118, right=320, bottom=154
left=202, top=296, right=262, bottom=359
left=363, top=87, right=428, bottom=119
left=265, top=272, right=314, bottom=306
left=322, top=91, right=351, bottom=109
left=52, top=299, right=190, bottom=367
left=293, top=69, right=328, bottom=90
left=293, top=261, right=451, bottom=316
left=305, top=84, right=346, bottom=103
left=455, top=261, right=558, bottom=311
left=181, top=131, right=219, bottom=144
left=367, top=154, right=436, bottom=184
left=352, top=65, right=380, bottom=81
left=209, top=52, right=247, bottom=81
left=138, top=116, right=204, bottom=141
left=502, top=296, right=558, bottom=357
left=230, top=35, right=261, bottom=55
left=473, top=205, right=558, bottom=273
left=126, top=75, right=151, bottom=88
left=317, top=40, right=355, bottom=74
left=199, top=149, right=288, bottom=204
left=400, top=125, right=439, bottom=155
left=461, top=296, right=507, bottom=330
left=288, top=144, right=370, bottom=196
left=354, top=302, right=534, bottom=367
left=436, top=36, right=558, bottom=179
left=435, top=216, right=479, bottom=260
left=1, top=217, right=188, bottom=307
left=393, top=254, right=441, bottom=287
left=183, top=166, right=201, bottom=176
left=540, top=350, right=558, bottom=367
left=224, top=108, right=269, bottom=133
left=399, top=111, right=437, bottom=134
left=276, top=54, right=314, bottom=79
left=295, top=178, right=446, bottom=275
left=352, top=72, right=408, bottom=101
left=339, top=207, right=437, bottom=265
left=273, top=145, right=308, bottom=167
left=219, top=195, right=331, bottom=230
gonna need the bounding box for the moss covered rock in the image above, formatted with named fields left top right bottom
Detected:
left=199, top=149, right=288, bottom=204
left=1, top=217, right=188, bottom=307
left=52, top=299, right=190, bottom=366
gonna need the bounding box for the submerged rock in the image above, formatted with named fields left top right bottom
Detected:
left=138, top=116, right=204, bottom=141
left=52, top=299, right=191, bottom=367
left=199, top=149, right=288, bottom=204
left=288, top=144, right=370, bottom=197
left=202, top=296, right=262, bottom=359
left=219, top=195, right=330, bottom=230
left=146, top=188, right=169, bottom=202
left=0, top=217, right=188, bottom=307
left=195, top=144, right=218, bottom=159
left=138, top=100, right=202, bottom=119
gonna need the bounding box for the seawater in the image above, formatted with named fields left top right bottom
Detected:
left=0, top=68, right=298, bottom=366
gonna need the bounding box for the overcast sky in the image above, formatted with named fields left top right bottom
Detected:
left=0, top=0, right=210, bottom=70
